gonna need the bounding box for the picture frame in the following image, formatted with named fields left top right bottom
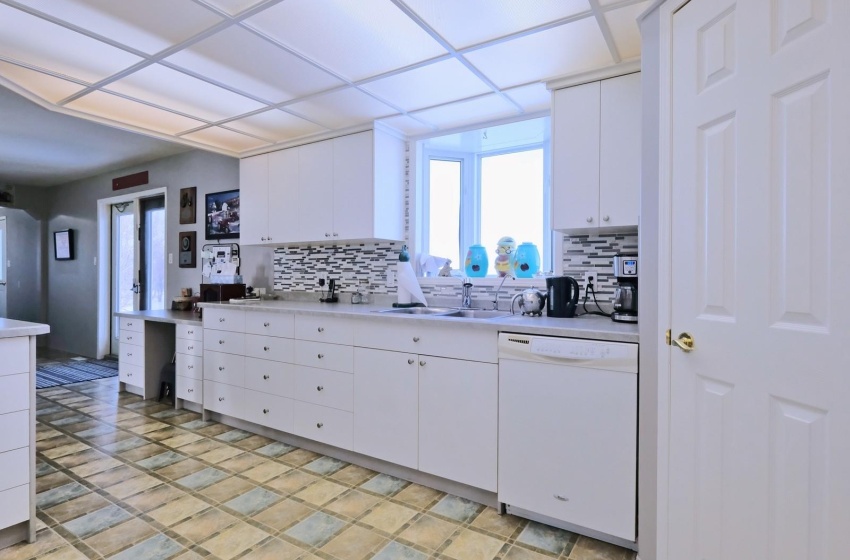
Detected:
left=179, top=186, right=197, bottom=224
left=54, top=229, right=74, bottom=260
left=205, top=189, right=240, bottom=240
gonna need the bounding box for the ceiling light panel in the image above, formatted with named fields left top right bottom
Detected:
left=285, top=88, right=398, bottom=130
left=106, top=63, right=266, bottom=122
left=411, top=94, right=520, bottom=130
left=360, top=58, right=492, bottom=112
left=0, top=62, right=85, bottom=103
left=66, top=91, right=207, bottom=136
left=244, top=0, right=447, bottom=82
left=165, top=26, right=344, bottom=104
left=376, top=114, right=436, bottom=136
left=11, top=0, right=224, bottom=55
left=603, top=2, right=649, bottom=61
left=0, top=4, right=142, bottom=83
left=402, top=0, right=592, bottom=49
left=195, top=0, right=267, bottom=16
left=227, top=109, right=329, bottom=142
left=464, top=17, right=614, bottom=88
left=502, top=83, right=551, bottom=114
left=181, top=126, right=270, bottom=152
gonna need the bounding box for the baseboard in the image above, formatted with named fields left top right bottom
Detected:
left=0, top=522, right=28, bottom=550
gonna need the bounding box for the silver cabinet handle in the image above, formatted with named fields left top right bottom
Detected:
left=602, top=215, right=610, bottom=222
left=219, top=317, right=225, bottom=322
left=554, top=494, right=569, bottom=502
left=317, top=354, right=324, bottom=359
left=316, top=422, right=323, bottom=428
left=219, top=397, right=224, bottom=401
left=219, top=340, right=225, bottom=344
left=188, top=388, right=193, bottom=393
left=419, top=360, right=426, bottom=366
left=586, top=216, right=593, bottom=223
left=188, top=346, right=193, bottom=351
left=317, top=327, right=324, bottom=332
left=263, top=346, right=270, bottom=351
left=317, top=386, right=324, bottom=392
left=188, top=330, right=194, bottom=335
left=264, top=322, right=270, bottom=327
left=408, top=358, right=415, bottom=365
left=412, top=336, right=420, bottom=342
left=188, top=365, right=193, bottom=370
left=126, top=353, right=131, bottom=357
left=218, top=366, right=224, bottom=371
left=126, top=322, right=132, bottom=326
left=332, top=233, right=338, bottom=237
left=127, top=336, right=132, bottom=340
left=325, top=233, right=330, bottom=237
left=263, top=374, right=270, bottom=380
left=263, top=409, right=269, bottom=414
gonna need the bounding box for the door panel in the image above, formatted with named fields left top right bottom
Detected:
left=0, top=217, right=6, bottom=318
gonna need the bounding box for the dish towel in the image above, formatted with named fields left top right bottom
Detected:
left=397, top=261, right=427, bottom=305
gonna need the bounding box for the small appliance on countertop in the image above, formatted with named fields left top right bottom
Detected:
left=546, top=276, right=580, bottom=318
left=611, top=254, right=638, bottom=323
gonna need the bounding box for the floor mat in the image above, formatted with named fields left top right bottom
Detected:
left=36, top=359, right=119, bottom=389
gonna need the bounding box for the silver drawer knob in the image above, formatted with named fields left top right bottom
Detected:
left=263, top=375, right=270, bottom=380
left=554, top=494, right=569, bottom=502
left=264, top=346, right=270, bottom=351
left=317, top=386, right=324, bottom=392
left=332, top=233, right=338, bottom=237
left=218, top=366, right=225, bottom=371
left=219, top=340, right=225, bottom=344
left=219, top=397, right=224, bottom=401
left=127, top=336, right=132, bottom=340
left=325, top=233, right=330, bottom=237
left=317, top=327, right=324, bottom=332
left=419, top=360, right=426, bottom=366
left=219, top=317, right=225, bottom=322
left=586, top=216, right=593, bottom=223
left=263, top=409, right=269, bottom=414
left=317, top=354, right=324, bottom=359
left=412, top=336, right=420, bottom=342
left=264, top=322, right=270, bottom=327
left=316, top=422, right=323, bottom=428
left=188, top=365, right=193, bottom=370
left=188, top=330, right=194, bottom=334
left=188, top=346, right=193, bottom=350
left=126, top=353, right=131, bottom=356
left=408, top=359, right=415, bottom=365
left=188, top=389, right=193, bottom=393
left=602, top=215, right=610, bottom=222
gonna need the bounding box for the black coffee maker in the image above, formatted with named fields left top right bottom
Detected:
left=546, top=276, right=580, bottom=318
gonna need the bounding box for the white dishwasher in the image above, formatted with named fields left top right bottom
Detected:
left=498, top=332, right=638, bottom=547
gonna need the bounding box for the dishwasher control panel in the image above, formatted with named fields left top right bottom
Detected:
left=499, top=333, right=638, bottom=373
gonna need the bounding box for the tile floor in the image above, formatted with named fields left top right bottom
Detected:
left=3, top=377, right=637, bottom=560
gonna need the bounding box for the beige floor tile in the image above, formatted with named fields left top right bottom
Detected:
left=119, top=443, right=166, bottom=462
left=83, top=517, right=156, bottom=556
left=320, top=525, right=387, bottom=560
left=199, top=477, right=256, bottom=503
left=86, top=465, right=142, bottom=488
left=105, top=474, right=162, bottom=499
left=569, top=536, right=632, bottom=560
left=51, top=448, right=102, bottom=468
left=329, top=464, right=377, bottom=486
left=36, top=472, right=74, bottom=493
left=264, top=470, right=320, bottom=495
left=278, top=448, right=320, bottom=466
left=128, top=421, right=170, bottom=435
left=196, top=446, right=244, bottom=464
left=31, top=546, right=89, bottom=560
left=123, top=484, right=186, bottom=512
left=171, top=508, right=239, bottom=543
left=200, top=521, right=270, bottom=560
left=471, top=507, right=525, bottom=538
left=115, top=415, right=152, bottom=429
left=252, top=499, right=314, bottom=532
left=325, top=490, right=379, bottom=519
left=361, top=501, right=418, bottom=535
left=159, top=432, right=205, bottom=448
left=147, top=495, right=211, bottom=527
left=234, top=434, right=275, bottom=450
left=239, top=537, right=308, bottom=560
left=242, top=461, right=291, bottom=483
left=443, top=528, right=508, bottom=560
left=0, top=528, right=69, bottom=560
left=40, top=442, right=91, bottom=461
left=69, top=456, right=123, bottom=478
left=393, top=483, right=444, bottom=509
left=505, top=546, right=560, bottom=560
left=180, top=439, right=225, bottom=456
left=295, top=479, right=348, bottom=506
left=43, top=493, right=113, bottom=524
left=36, top=428, right=64, bottom=441
left=145, top=426, right=186, bottom=441
left=155, top=458, right=206, bottom=480
left=195, top=423, right=233, bottom=437
left=173, top=552, right=206, bottom=560
left=399, top=514, right=459, bottom=551
left=218, top=452, right=266, bottom=473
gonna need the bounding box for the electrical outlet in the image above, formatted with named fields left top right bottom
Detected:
left=584, top=271, right=598, bottom=295
left=386, top=268, right=396, bottom=288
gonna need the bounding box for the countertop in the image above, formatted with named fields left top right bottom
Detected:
left=0, top=318, right=50, bottom=338
left=197, top=300, right=639, bottom=343
left=116, top=309, right=202, bottom=325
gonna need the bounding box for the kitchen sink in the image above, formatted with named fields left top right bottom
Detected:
left=375, top=307, right=458, bottom=315
left=374, top=307, right=511, bottom=320
left=442, top=309, right=512, bottom=319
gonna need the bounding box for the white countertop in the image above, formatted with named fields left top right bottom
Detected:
left=0, top=318, right=50, bottom=338
left=115, top=309, right=202, bottom=325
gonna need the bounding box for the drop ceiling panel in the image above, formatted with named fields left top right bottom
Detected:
left=106, top=63, right=266, bottom=122
left=0, top=62, right=85, bottom=103
left=503, top=83, right=551, bottom=114
left=244, top=0, right=447, bottom=82
left=404, top=0, right=592, bottom=49
left=66, top=91, right=207, bottom=135
left=182, top=126, right=269, bottom=152
left=12, top=0, right=224, bottom=55
left=464, top=17, right=614, bottom=88
left=604, top=2, right=649, bottom=61
left=411, top=94, right=519, bottom=130
left=285, top=88, right=397, bottom=130
left=165, top=26, right=344, bottom=104
left=0, top=4, right=142, bottom=83
left=197, top=0, right=266, bottom=16
left=361, top=58, right=492, bottom=112
left=376, top=115, right=436, bottom=137
left=226, top=109, right=328, bottom=142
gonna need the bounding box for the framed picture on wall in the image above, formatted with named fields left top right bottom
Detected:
left=54, top=229, right=74, bottom=260
left=179, top=186, right=196, bottom=224
left=205, top=189, right=240, bottom=240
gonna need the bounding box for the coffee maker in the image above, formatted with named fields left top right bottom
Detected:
left=611, top=254, right=638, bottom=323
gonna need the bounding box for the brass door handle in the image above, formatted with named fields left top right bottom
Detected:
left=672, top=332, right=694, bottom=352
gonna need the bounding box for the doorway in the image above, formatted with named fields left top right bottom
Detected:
left=0, top=216, right=6, bottom=318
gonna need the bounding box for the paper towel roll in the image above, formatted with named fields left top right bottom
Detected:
left=397, top=261, right=427, bottom=305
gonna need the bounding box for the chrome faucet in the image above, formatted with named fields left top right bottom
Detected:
left=460, top=278, right=473, bottom=308
left=492, top=274, right=512, bottom=310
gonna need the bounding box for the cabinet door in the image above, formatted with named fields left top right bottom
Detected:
left=297, top=140, right=334, bottom=242
left=267, top=147, right=299, bottom=244
left=353, top=348, right=418, bottom=469
left=332, top=131, right=373, bottom=240
left=419, top=357, right=497, bottom=491
left=599, top=72, right=641, bottom=228
left=552, top=81, right=601, bottom=231
left=239, top=154, right=269, bottom=245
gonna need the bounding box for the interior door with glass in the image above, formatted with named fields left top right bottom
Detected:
left=110, top=203, right=138, bottom=355
left=0, top=216, right=7, bottom=318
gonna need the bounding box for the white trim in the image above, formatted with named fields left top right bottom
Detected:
left=407, top=109, right=551, bottom=143
left=96, top=187, right=167, bottom=359
left=545, top=58, right=641, bottom=91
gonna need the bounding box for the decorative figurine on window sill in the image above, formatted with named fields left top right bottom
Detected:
left=438, top=259, right=452, bottom=277
left=494, top=236, right=516, bottom=278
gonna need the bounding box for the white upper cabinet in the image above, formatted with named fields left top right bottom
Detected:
left=239, top=127, right=405, bottom=245
left=552, top=72, right=641, bottom=232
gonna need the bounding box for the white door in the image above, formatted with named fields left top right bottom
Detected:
left=297, top=140, right=334, bottom=242
left=669, top=1, right=850, bottom=559
left=110, top=203, right=138, bottom=355
left=333, top=131, right=373, bottom=240
left=267, top=147, right=300, bottom=244
left=0, top=216, right=6, bottom=318
left=239, top=154, right=269, bottom=245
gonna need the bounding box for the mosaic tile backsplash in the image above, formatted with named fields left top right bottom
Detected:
left=272, top=231, right=638, bottom=307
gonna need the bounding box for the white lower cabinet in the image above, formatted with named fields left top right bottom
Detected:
left=203, top=380, right=244, bottom=418
left=176, top=324, right=203, bottom=406
left=176, top=376, right=202, bottom=403
left=0, top=485, right=29, bottom=529
left=243, top=390, right=294, bottom=433
left=293, top=366, right=353, bottom=411
left=293, top=401, right=353, bottom=450
left=244, top=357, right=295, bottom=397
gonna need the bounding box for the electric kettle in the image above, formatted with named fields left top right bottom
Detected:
left=511, top=289, right=547, bottom=316
left=546, top=276, right=580, bottom=318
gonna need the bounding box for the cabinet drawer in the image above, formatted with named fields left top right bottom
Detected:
left=245, top=335, right=293, bottom=363
left=0, top=447, right=29, bottom=492
left=243, top=390, right=294, bottom=433
left=176, top=375, right=202, bottom=404
left=119, top=343, right=144, bottom=367
left=356, top=321, right=497, bottom=363
left=203, top=308, right=245, bottom=332
left=204, top=381, right=244, bottom=418
left=295, top=315, right=354, bottom=345
left=294, top=341, right=353, bottom=373
left=175, top=338, right=203, bottom=357
left=244, top=358, right=295, bottom=398
left=119, top=318, right=144, bottom=333
left=0, top=374, right=28, bottom=414
left=293, top=401, right=353, bottom=450
left=204, top=351, right=245, bottom=386
left=118, top=362, right=143, bottom=388
left=204, top=330, right=245, bottom=356
left=294, top=366, right=353, bottom=412
left=176, top=353, right=203, bottom=379
left=0, top=337, right=28, bottom=376
left=120, top=329, right=144, bottom=345
left=245, top=312, right=294, bottom=338
left=0, top=410, right=29, bottom=453
left=0, top=484, right=29, bottom=529
left=177, top=323, right=203, bottom=341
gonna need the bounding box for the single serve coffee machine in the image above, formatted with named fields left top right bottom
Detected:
left=611, top=254, right=638, bottom=323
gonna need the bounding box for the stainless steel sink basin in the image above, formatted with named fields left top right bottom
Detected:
left=374, top=307, right=457, bottom=315
left=442, top=309, right=512, bottom=319
left=374, top=307, right=511, bottom=320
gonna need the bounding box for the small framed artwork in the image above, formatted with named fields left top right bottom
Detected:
left=205, top=189, right=240, bottom=240
left=54, top=229, right=74, bottom=260
left=179, top=186, right=197, bottom=224
left=178, top=231, right=196, bottom=268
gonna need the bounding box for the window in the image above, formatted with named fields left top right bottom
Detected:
left=419, top=117, right=551, bottom=277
